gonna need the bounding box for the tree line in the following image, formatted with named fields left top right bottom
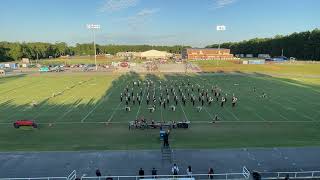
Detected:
left=206, top=29, right=320, bottom=60
left=2, top=29, right=320, bottom=62
left=0, top=42, right=189, bottom=62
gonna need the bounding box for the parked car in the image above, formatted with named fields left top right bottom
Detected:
left=265, top=56, right=288, bottom=61
left=83, top=64, right=96, bottom=71
left=51, top=65, right=64, bottom=72
left=27, top=64, right=37, bottom=68
left=272, top=56, right=288, bottom=61
left=13, top=120, right=38, bottom=128
left=39, top=66, right=50, bottom=72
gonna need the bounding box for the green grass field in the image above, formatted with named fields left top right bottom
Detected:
left=0, top=71, right=320, bottom=151
left=193, top=60, right=320, bottom=75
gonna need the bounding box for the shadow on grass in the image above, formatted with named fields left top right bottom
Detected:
left=1, top=71, right=319, bottom=123
left=0, top=72, right=319, bottom=151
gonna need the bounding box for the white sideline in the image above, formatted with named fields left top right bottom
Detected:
left=1, top=120, right=319, bottom=126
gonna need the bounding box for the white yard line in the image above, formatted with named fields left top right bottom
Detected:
left=1, top=81, right=48, bottom=117
left=160, top=102, right=164, bottom=122
left=5, top=79, right=93, bottom=121
left=200, top=76, right=304, bottom=122
left=269, top=98, right=316, bottom=121
left=80, top=80, right=126, bottom=123
left=0, top=100, right=12, bottom=106
left=105, top=78, right=140, bottom=123
left=254, top=112, right=267, bottom=121
left=278, top=95, right=320, bottom=117
left=135, top=85, right=147, bottom=119
left=277, top=96, right=298, bottom=105
left=302, top=115, right=316, bottom=121
left=219, top=92, right=259, bottom=122
left=156, top=82, right=164, bottom=122
left=47, top=79, right=94, bottom=122
left=178, top=100, right=190, bottom=122
left=56, top=102, right=81, bottom=121
left=33, top=94, right=76, bottom=119
left=81, top=90, right=115, bottom=122
left=107, top=102, right=122, bottom=122
left=174, top=78, right=191, bottom=122
left=204, top=107, right=214, bottom=120
left=199, top=77, right=239, bottom=121
left=279, top=114, right=289, bottom=121
left=225, top=108, right=240, bottom=121
left=0, top=79, right=43, bottom=101
left=211, top=81, right=273, bottom=122
left=263, top=106, right=288, bottom=121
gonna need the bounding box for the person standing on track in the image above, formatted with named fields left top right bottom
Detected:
left=171, top=164, right=179, bottom=176
left=138, top=168, right=145, bottom=179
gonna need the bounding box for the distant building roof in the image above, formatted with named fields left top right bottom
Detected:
left=185, top=48, right=228, bottom=50
left=140, top=50, right=172, bottom=58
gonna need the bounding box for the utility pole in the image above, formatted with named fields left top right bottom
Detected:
left=87, top=24, right=101, bottom=71
left=216, top=25, right=226, bottom=66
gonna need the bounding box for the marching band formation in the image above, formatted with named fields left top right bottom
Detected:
left=120, top=78, right=238, bottom=121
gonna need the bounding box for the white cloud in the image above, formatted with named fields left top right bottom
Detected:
left=212, top=0, right=238, bottom=9
left=116, top=8, right=160, bottom=29
left=137, top=8, right=160, bottom=16
left=99, top=0, right=139, bottom=12
left=97, top=32, right=188, bottom=46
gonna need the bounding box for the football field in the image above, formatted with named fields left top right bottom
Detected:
left=0, top=72, right=320, bottom=151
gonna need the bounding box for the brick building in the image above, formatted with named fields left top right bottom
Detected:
left=182, top=48, right=234, bottom=60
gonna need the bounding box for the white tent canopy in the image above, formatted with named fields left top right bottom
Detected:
left=139, top=50, right=172, bottom=59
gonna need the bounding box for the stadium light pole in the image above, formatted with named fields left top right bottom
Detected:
left=87, top=24, right=101, bottom=71
left=216, top=25, right=226, bottom=66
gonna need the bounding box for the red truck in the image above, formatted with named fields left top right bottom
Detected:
left=13, top=120, right=38, bottom=128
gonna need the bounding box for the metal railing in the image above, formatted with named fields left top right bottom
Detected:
left=81, top=173, right=248, bottom=180
left=67, top=170, right=77, bottom=180
left=80, top=166, right=250, bottom=180
left=259, top=170, right=320, bottom=179
left=2, top=168, right=320, bottom=180
left=0, top=170, right=76, bottom=180
left=0, top=177, right=67, bottom=180
left=242, top=166, right=250, bottom=179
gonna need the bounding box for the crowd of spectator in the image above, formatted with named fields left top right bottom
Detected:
left=77, top=166, right=292, bottom=180
left=92, top=164, right=215, bottom=180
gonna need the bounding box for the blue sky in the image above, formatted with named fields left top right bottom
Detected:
left=0, top=0, right=319, bottom=47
